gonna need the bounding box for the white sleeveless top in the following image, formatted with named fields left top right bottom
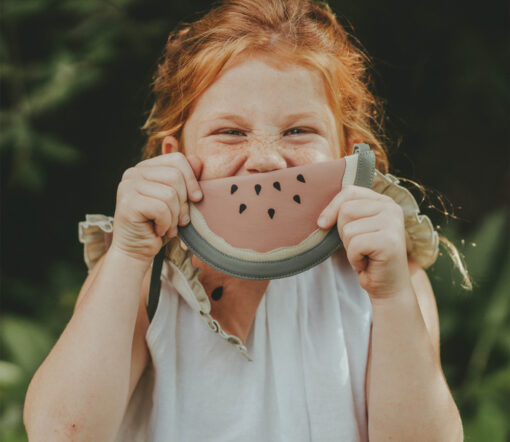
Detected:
left=78, top=170, right=439, bottom=442
left=117, top=248, right=372, bottom=442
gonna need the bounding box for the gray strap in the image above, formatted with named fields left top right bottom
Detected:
left=353, top=143, right=376, bottom=188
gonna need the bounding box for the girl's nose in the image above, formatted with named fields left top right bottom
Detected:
left=243, top=143, right=287, bottom=173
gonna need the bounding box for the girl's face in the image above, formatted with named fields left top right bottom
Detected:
left=166, top=53, right=343, bottom=180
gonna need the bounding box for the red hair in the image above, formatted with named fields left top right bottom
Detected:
left=141, top=0, right=389, bottom=172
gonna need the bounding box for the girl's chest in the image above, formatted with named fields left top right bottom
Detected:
left=144, top=272, right=371, bottom=442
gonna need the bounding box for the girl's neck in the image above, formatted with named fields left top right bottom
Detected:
left=190, top=253, right=269, bottom=344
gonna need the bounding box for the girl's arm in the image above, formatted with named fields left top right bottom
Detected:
left=365, top=259, right=463, bottom=441
left=23, top=150, right=201, bottom=441
left=317, top=184, right=463, bottom=440
left=23, top=247, right=151, bottom=442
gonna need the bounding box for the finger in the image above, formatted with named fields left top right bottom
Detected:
left=336, top=200, right=385, bottom=232
left=345, top=231, right=384, bottom=273
left=137, top=152, right=203, bottom=202
left=318, top=187, right=389, bottom=229
left=133, top=194, right=173, bottom=238
left=340, top=215, right=382, bottom=251
left=135, top=181, right=180, bottom=236
left=346, top=230, right=404, bottom=273
left=340, top=184, right=391, bottom=201
left=135, top=166, right=189, bottom=223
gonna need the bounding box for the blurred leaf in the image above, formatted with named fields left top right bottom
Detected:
left=1, top=0, right=49, bottom=19
left=0, top=361, right=23, bottom=388
left=2, top=115, right=80, bottom=190
left=0, top=316, right=53, bottom=374
left=464, top=399, right=508, bottom=442
left=0, top=402, right=27, bottom=442
left=20, top=54, right=102, bottom=117
left=483, top=367, right=510, bottom=399
left=38, top=134, right=80, bottom=163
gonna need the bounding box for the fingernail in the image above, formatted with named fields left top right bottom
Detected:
left=180, top=214, right=190, bottom=224
left=317, top=216, right=327, bottom=228
left=192, top=190, right=203, bottom=200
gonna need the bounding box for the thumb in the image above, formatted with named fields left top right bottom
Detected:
left=186, top=154, right=203, bottom=181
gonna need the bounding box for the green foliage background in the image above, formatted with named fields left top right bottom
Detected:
left=1, top=0, right=509, bottom=440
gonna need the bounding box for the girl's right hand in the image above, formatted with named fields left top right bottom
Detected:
left=110, top=152, right=203, bottom=265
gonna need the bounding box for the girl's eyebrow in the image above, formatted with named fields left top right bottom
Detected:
left=204, top=113, right=248, bottom=126
left=204, top=111, right=325, bottom=126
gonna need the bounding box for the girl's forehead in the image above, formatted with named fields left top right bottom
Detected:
left=221, top=50, right=320, bottom=80
left=194, top=54, right=329, bottom=113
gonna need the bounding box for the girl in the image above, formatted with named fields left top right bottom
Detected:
left=24, top=0, right=465, bottom=440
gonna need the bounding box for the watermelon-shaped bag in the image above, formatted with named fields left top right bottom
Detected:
left=149, top=143, right=375, bottom=285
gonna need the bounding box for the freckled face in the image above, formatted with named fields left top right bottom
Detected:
left=182, top=54, right=341, bottom=180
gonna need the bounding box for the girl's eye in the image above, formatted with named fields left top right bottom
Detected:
left=218, top=129, right=245, bottom=136
left=215, top=127, right=311, bottom=136
left=285, top=128, right=308, bottom=136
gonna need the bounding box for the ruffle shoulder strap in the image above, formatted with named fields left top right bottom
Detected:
left=78, top=214, right=114, bottom=273
left=371, top=169, right=439, bottom=269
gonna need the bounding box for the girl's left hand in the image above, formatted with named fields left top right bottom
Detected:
left=317, top=185, right=413, bottom=300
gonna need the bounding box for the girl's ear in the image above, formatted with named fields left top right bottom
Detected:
left=162, top=135, right=180, bottom=155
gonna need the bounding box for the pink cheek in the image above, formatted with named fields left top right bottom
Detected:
left=200, top=151, right=248, bottom=180
left=287, top=149, right=334, bottom=166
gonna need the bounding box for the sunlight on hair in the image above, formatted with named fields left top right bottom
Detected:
left=439, top=235, right=474, bottom=291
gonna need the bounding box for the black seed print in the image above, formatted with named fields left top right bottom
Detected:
left=293, top=194, right=301, bottom=204
left=297, top=174, right=306, bottom=183
left=231, top=184, right=238, bottom=194
left=268, top=208, right=275, bottom=219
left=255, top=184, right=262, bottom=195
left=273, top=181, right=281, bottom=191
left=211, top=286, right=223, bottom=301
left=239, top=204, right=247, bottom=214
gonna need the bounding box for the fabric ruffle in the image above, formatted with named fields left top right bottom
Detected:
left=162, top=238, right=252, bottom=361
left=78, top=214, right=114, bottom=272
left=77, top=171, right=439, bottom=359
left=371, top=170, right=439, bottom=269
